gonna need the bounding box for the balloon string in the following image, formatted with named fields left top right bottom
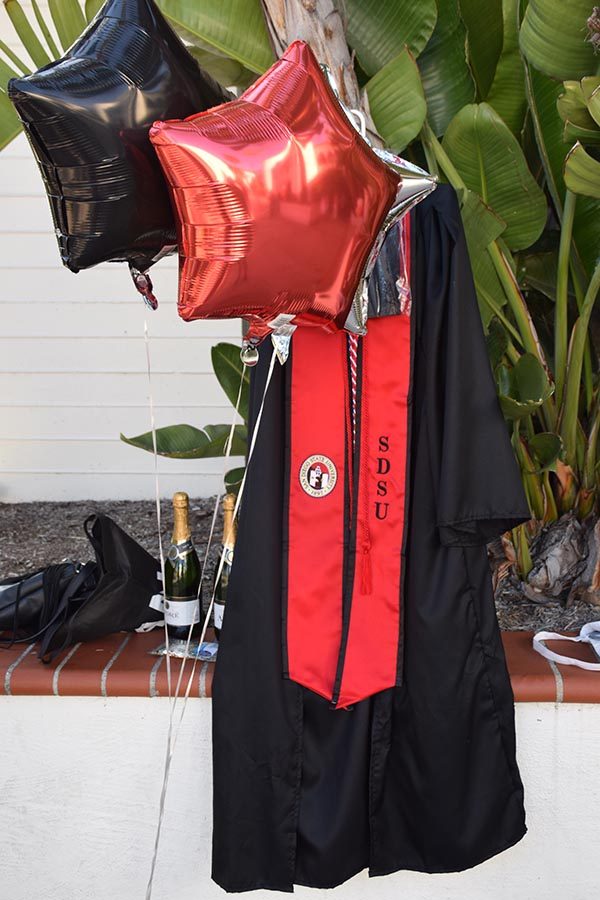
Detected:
left=143, top=318, right=173, bottom=900
left=169, top=347, right=277, bottom=757
left=145, top=344, right=277, bottom=899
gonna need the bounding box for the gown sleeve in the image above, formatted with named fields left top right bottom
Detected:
left=414, top=185, right=531, bottom=547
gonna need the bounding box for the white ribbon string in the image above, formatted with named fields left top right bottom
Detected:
left=533, top=625, right=600, bottom=671
left=144, top=337, right=277, bottom=899
left=169, top=348, right=277, bottom=756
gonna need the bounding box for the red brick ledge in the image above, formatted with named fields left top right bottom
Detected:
left=0, top=631, right=598, bottom=701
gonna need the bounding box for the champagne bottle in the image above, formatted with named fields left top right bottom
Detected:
left=164, top=492, right=202, bottom=640
left=213, top=493, right=236, bottom=640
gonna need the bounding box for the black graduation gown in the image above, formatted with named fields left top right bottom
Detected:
left=211, top=185, right=531, bottom=892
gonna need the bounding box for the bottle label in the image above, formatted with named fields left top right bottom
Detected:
left=213, top=602, right=225, bottom=630
left=222, top=546, right=234, bottom=565
left=164, top=596, right=200, bottom=626
left=149, top=593, right=165, bottom=613
left=167, top=540, right=194, bottom=562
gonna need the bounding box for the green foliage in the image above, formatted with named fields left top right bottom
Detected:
left=121, top=342, right=250, bottom=491
left=2, top=0, right=600, bottom=550
left=366, top=49, right=427, bottom=150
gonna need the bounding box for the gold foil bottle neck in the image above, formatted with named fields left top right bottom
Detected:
left=172, top=492, right=191, bottom=544
left=222, top=493, right=237, bottom=550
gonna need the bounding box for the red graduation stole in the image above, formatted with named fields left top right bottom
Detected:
left=283, top=224, right=412, bottom=708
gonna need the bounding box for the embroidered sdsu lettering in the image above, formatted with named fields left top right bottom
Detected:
left=299, top=455, right=337, bottom=498
left=284, top=218, right=412, bottom=708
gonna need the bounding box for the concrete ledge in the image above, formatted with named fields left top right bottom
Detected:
left=1, top=630, right=600, bottom=701
left=1, top=696, right=598, bottom=900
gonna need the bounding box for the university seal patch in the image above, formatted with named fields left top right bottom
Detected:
left=299, top=455, right=337, bottom=498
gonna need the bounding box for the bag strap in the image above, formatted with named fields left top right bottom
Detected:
left=532, top=629, right=600, bottom=672
left=38, top=562, right=98, bottom=662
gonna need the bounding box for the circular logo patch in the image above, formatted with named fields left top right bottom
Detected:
left=299, top=455, right=337, bottom=498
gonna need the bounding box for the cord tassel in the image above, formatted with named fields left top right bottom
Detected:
left=361, top=541, right=372, bottom=595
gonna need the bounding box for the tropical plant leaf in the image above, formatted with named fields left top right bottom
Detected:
left=0, top=56, right=19, bottom=89
left=0, top=89, right=22, bottom=150
left=486, top=317, right=509, bottom=368
left=486, top=0, right=526, bottom=134
left=211, top=343, right=250, bottom=422
left=456, top=187, right=508, bottom=326
left=458, top=0, right=503, bottom=99
left=345, top=0, right=437, bottom=76
left=4, top=0, right=52, bottom=68
left=582, top=76, right=600, bottom=127
left=156, top=0, right=273, bottom=74
left=528, top=432, right=562, bottom=470
left=365, top=49, right=427, bottom=151
left=0, top=38, right=30, bottom=75
left=48, top=0, right=86, bottom=52
left=563, top=120, right=600, bottom=146
left=31, top=0, right=60, bottom=59
left=564, top=143, right=600, bottom=200
left=417, top=0, right=476, bottom=136
left=225, top=466, right=245, bottom=494
left=85, top=0, right=103, bottom=21
left=525, top=64, right=600, bottom=281
left=497, top=353, right=554, bottom=418
left=520, top=0, right=596, bottom=81
left=518, top=250, right=567, bottom=302
left=557, top=81, right=597, bottom=130
left=443, top=102, right=547, bottom=250
left=188, top=45, right=255, bottom=89
left=120, top=423, right=248, bottom=459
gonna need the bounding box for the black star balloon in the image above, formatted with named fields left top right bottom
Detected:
left=8, top=0, right=229, bottom=304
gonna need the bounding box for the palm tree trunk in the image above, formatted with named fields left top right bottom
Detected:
left=259, top=0, right=381, bottom=144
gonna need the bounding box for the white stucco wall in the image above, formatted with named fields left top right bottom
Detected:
left=0, top=6, right=241, bottom=502
left=1, top=697, right=598, bottom=900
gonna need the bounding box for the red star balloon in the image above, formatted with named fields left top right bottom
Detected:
left=150, top=40, right=402, bottom=349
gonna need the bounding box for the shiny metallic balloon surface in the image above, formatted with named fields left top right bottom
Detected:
left=8, top=0, right=229, bottom=275
left=150, top=40, right=401, bottom=344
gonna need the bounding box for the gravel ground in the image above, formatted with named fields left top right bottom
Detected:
left=1, top=501, right=598, bottom=632
left=0, top=499, right=222, bottom=596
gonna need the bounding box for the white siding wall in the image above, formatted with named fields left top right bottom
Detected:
left=0, top=10, right=242, bottom=501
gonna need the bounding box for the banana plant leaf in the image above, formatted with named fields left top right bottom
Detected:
left=121, top=423, right=248, bottom=458
left=497, top=353, right=554, bottom=418
left=564, top=143, right=600, bottom=200
left=557, top=81, right=598, bottom=131
left=365, top=49, right=427, bottom=151
left=518, top=249, right=577, bottom=302
left=527, top=66, right=600, bottom=281
left=458, top=0, right=503, bottom=99
left=156, top=0, right=273, bottom=74
left=527, top=432, right=562, bottom=471
left=563, top=120, right=600, bottom=146
left=486, top=0, right=526, bottom=135
left=417, top=0, right=475, bottom=136
left=520, top=0, right=597, bottom=81
left=188, top=45, right=255, bottom=89
left=211, top=342, right=250, bottom=422
left=344, top=0, right=436, bottom=76
left=486, top=317, right=509, bottom=368
left=582, top=77, right=600, bottom=126
left=225, top=466, right=245, bottom=494
left=457, top=187, right=508, bottom=327
left=442, top=102, right=547, bottom=251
